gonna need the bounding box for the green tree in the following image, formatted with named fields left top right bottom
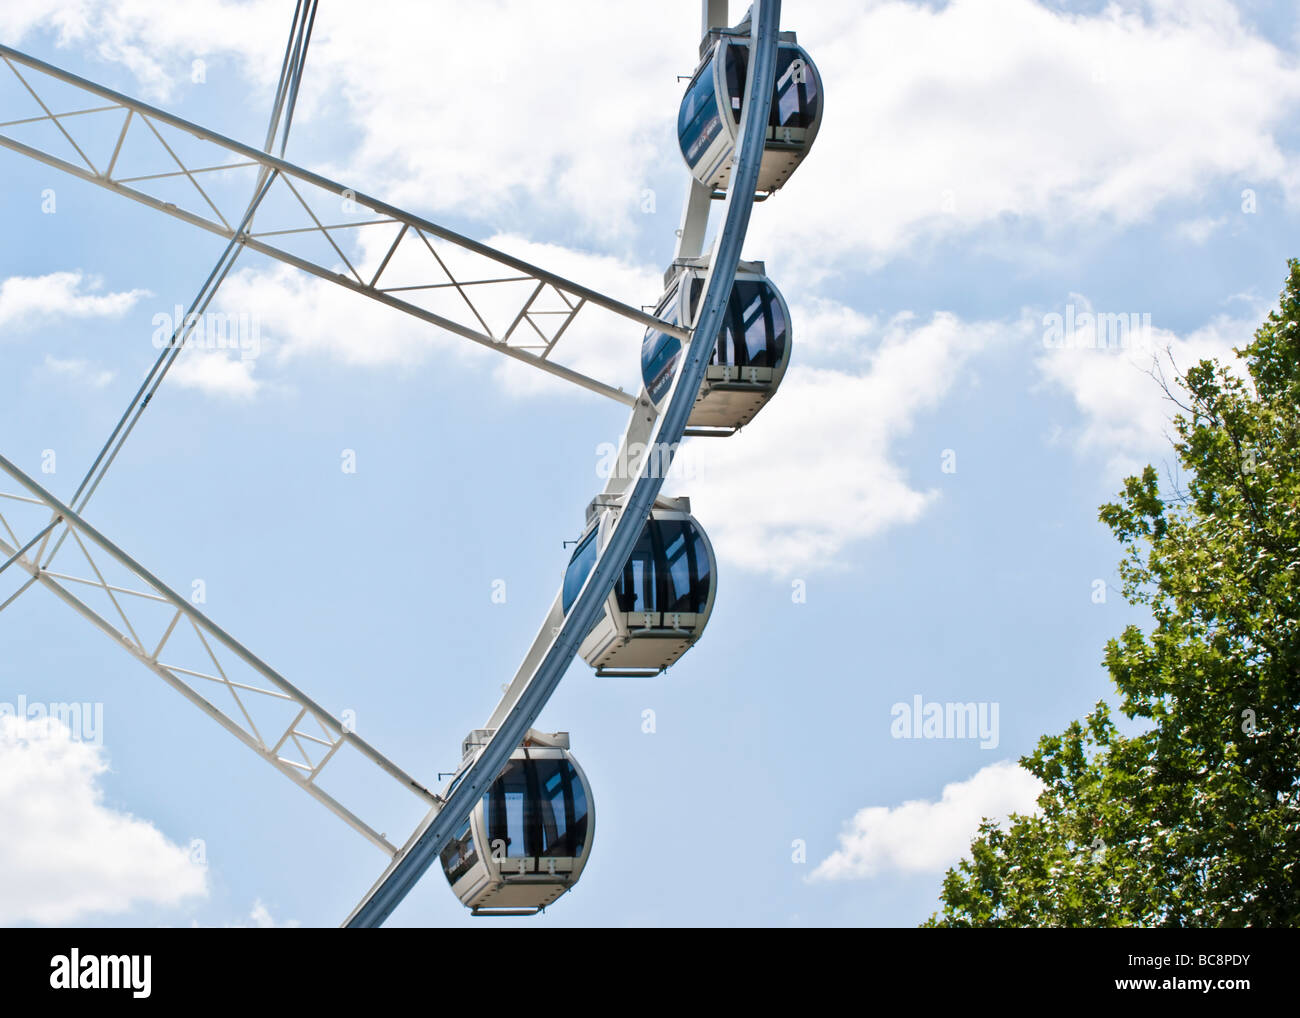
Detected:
left=926, top=260, right=1300, bottom=927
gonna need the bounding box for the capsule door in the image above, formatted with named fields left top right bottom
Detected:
left=678, top=43, right=731, bottom=188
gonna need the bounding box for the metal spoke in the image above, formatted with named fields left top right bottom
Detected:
left=0, top=0, right=791, bottom=929
left=0, top=40, right=686, bottom=405
left=0, top=4, right=437, bottom=863
left=0, top=452, right=439, bottom=856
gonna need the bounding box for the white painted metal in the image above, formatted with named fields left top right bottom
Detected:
left=0, top=43, right=689, bottom=406
left=673, top=2, right=729, bottom=263
left=0, top=453, right=438, bottom=855
left=484, top=594, right=565, bottom=732
left=674, top=179, right=714, bottom=262
left=0, top=0, right=797, bottom=927
left=704, top=0, right=729, bottom=37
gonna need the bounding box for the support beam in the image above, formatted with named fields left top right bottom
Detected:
left=0, top=42, right=686, bottom=406
left=0, top=454, right=438, bottom=856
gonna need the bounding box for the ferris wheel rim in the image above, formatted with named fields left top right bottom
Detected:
left=342, top=0, right=786, bottom=928
left=0, top=0, right=795, bottom=928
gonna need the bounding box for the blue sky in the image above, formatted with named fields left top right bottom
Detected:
left=0, top=0, right=1298, bottom=927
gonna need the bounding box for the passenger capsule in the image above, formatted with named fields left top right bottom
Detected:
left=642, top=260, right=791, bottom=433
left=563, top=498, right=717, bottom=676
left=441, top=729, right=594, bottom=916
left=678, top=20, right=822, bottom=195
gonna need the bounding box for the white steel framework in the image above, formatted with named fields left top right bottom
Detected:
left=344, top=0, right=781, bottom=926
left=0, top=41, right=689, bottom=407
left=0, top=452, right=437, bottom=855
left=0, top=0, right=792, bottom=926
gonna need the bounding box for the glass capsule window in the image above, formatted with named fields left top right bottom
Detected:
left=677, top=47, right=724, bottom=169
left=687, top=277, right=788, bottom=370
left=483, top=758, right=589, bottom=862
left=774, top=47, right=819, bottom=130
left=661, top=520, right=710, bottom=615
left=440, top=816, right=478, bottom=885
left=723, top=43, right=820, bottom=133
left=535, top=758, right=589, bottom=858
left=562, top=528, right=600, bottom=614
left=640, top=286, right=684, bottom=408
left=614, top=525, right=658, bottom=614
left=614, top=518, right=711, bottom=618
left=642, top=329, right=681, bottom=405
left=724, top=44, right=746, bottom=124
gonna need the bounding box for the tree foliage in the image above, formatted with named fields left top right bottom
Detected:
left=926, top=260, right=1300, bottom=927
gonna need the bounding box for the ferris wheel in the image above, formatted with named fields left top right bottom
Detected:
left=0, top=0, right=822, bottom=925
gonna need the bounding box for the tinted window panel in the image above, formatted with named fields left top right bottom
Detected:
left=534, top=759, right=589, bottom=857
left=774, top=48, right=819, bottom=129
left=678, top=50, right=723, bottom=167
left=725, top=44, right=747, bottom=124
left=704, top=280, right=786, bottom=369
left=769, top=287, right=789, bottom=363
left=723, top=45, right=821, bottom=131
left=642, top=330, right=681, bottom=405
left=616, top=526, right=657, bottom=613
left=740, top=288, right=768, bottom=365
left=641, top=288, right=683, bottom=404
left=663, top=522, right=696, bottom=613
left=691, top=527, right=711, bottom=613
left=562, top=529, right=599, bottom=613
left=440, top=817, right=478, bottom=885
left=487, top=760, right=531, bottom=859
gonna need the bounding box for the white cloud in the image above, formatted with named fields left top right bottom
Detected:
left=481, top=233, right=662, bottom=398
left=205, top=232, right=659, bottom=396
left=39, top=354, right=116, bottom=388
left=745, top=0, right=1300, bottom=276
left=1174, top=216, right=1228, bottom=244
left=677, top=307, right=1025, bottom=575
left=6, top=0, right=694, bottom=240
left=168, top=347, right=261, bottom=399
left=9, top=1, right=1298, bottom=264
left=10, top=1, right=1282, bottom=575
left=301, top=3, right=696, bottom=242
left=187, top=899, right=302, bottom=928
left=1035, top=303, right=1258, bottom=476
left=206, top=254, right=1016, bottom=576
left=213, top=262, right=447, bottom=370
left=0, top=271, right=147, bottom=330
left=1, top=1, right=287, bottom=102
left=0, top=0, right=89, bottom=47
left=248, top=899, right=299, bottom=929
left=0, top=714, right=207, bottom=924
left=811, top=759, right=1043, bottom=881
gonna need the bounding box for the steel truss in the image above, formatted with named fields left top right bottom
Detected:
left=0, top=453, right=438, bottom=854
left=0, top=0, right=784, bottom=926
left=0, top=42, right=688, bottom=407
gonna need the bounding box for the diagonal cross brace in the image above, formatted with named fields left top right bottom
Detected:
left=0, top=453, right=439, bottom=856
left=0, top=43, right=687, bottom=406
